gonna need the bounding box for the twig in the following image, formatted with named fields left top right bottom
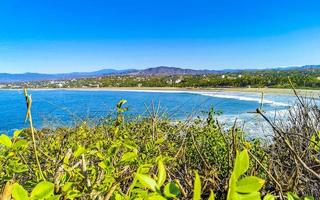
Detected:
left=24, top=88, right=45, bottom=181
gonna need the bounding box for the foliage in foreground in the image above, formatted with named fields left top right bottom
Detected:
left=0, top=94, right=319, bottom=199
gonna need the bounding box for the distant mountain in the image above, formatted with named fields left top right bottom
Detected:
left=131, top=66, right=221, bottom=75
left=0, top=69, right=136, bottom=83
left=1, top=65, right=320, bottom=83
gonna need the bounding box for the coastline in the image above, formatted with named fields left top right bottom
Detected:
left=1, top=87, right=320, bottom=97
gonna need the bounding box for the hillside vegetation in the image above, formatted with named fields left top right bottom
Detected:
left=7, top=66, right=320, bottom=89
left=0, top=90, right=319, bottom=200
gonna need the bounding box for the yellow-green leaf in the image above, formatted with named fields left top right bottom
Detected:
left=13, top=130, right=22, bottom=138
left=0, top=134, right=12, bottom=148
left=157, top=159, right=166, bottom=187
left=287, top=192, right=301, bottom=200
left=263, top=194, right=276, bottom=200
left=121, top=151, right=138, bottom=162
left=234, top=149, right=249, bottom=179
left=147, top=193, right=166, bottom=200
left=238, top=192, right=261, bottom=200
left=236, top=176, right=265, bottom=193
left=193, top=171, right=201, bottom=200
left=74, top=145, right=86, bottom=158
left=136, top=174, right=158, bottom=192
left=30, top=181, right=54, bottom=199
left=304, top=196, right=315, bottom=200
left=12, top=140, right=28, bottom=150
left=12, top=183, right=29, bottom=200
left=13, top=130, right=23, bottom=139
left=208, top=190, right=215, bottom=200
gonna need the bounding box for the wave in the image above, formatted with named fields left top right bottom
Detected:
left=195, top=92, right=290, bottom=107
left=53, top=88, right=291, bottom=107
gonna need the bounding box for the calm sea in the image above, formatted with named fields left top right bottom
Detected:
left=0, top=89, right=296, bottom=136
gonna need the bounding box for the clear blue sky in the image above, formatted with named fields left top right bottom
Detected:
left=1, top=0, right=320, bottom=73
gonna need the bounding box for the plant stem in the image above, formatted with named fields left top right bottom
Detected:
left=24, top=88, right=45, bottom=181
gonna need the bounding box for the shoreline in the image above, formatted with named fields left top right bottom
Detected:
left=1, top=87, right=320, bottom=97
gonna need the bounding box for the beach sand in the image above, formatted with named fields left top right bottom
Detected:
left=17, top=87, right=320, bottom=97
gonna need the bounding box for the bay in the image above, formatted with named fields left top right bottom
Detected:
left=0, top=89, right=295, bottom=136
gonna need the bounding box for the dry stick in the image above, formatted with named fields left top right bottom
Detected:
left=190, top=131, right=210, bottom=169
left=288, top=77, right=304, bottom=107
left=24, top=88, right=45, bottom=181
left=231, top=119, right=238, bottom=161
left=247, top=150, right=284, bottom=199
left=174, top=179, right=188, bottom=198
left=82, top=154, right=92, bottom=188
left=104, top=184, right=118, bottom=200
left=256, top=109, right=320, bottom=181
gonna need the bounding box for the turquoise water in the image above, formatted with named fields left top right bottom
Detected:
left=0, top=89, right=295, bottom=136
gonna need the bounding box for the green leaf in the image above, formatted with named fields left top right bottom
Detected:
left=238, top=192, right=261, bottom=200
left=157, top=159, right=166, bottom=187
left=234, top=149, right=249, bottom=179
left=236, top=176, right=265, bottom=193
left=30, top=181, right=54, bottom=199
left=147, top=193, right=167, bottom=200
left=263, top=194, right=276, bottom=200
left=46, top=195, right=61, bottom=200
left=208, top=190, right=215, bottom=200
left=66, top=190, right=82, bottom=199
left=0, top=134, right=12, bottom=148
left=193, top=171, right=201, bottom=200
left=13, top=130, right=23, bottom=139
left=74, top=145, right=86, bottom=158
left=12, top=140, right=28, bottom=150
left=136, top=174, right=158, bottom=192
left=62, top=182, right=74, bottom=193
left=304, top=196, right=315, bottom=200
left=12, top=183, right=29, bottom=200
left=121, top=151, right=138, bottom=162
left=287, top=192, right=301, bottom=200
left=117, top=99, right=127, bottom=108
left=163, top=182, right=180, bottom=198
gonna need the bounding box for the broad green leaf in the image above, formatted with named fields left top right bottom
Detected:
left=227, top=174, right=237, bottom=200
left=236, top=176, right=265, bottom=193
left=12, top=183, right=29, bottom=200
left=263, top=194, right=276, bottom=200
left=234, top=149, right=249, bottom=179
left=136, top=174, right=158, bottom=192
left=163, top=182, right=180, bottom=198
left=46, top=195, right=61, bottom=200
left=121, top=151, right=138, bottom=162
left=74, top=145, right=86, bottom=158
left=304, top=196, right=315, bottom=200
left=13, top=130, right=23, bottom=139
left=0, top=134, right=12, bottom=148
left=66, top=190, right=82, bottom=199
left=30, top=181, right=54, bottom=199
left=157, top=159, right=166, bottom=187
left=13, top=140, right=28, bottom=150
left=62, top=182, right=74, bottom=192
left=147, top=193, right=167, bottom=200
left=193, top=171, right=201, bottom=200
left=287, top=192, right=301, bottom=200
left=208, top=190, right=215, bottom=200
left=238, top=192, right=261, bottom=200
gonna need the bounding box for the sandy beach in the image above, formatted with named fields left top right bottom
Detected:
left=5, top=87, right=318, bottom=97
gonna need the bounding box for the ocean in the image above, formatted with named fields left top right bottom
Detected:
left=0, top=89, right=296, bottom=137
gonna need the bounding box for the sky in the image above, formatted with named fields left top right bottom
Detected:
left=0, top=0, right=320, bottom=73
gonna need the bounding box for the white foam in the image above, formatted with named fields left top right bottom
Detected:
left=41, top=88, right=290, bottom=107
left=101, top=89, right=291, bottom=107
left=194, top=92, right=290, bottom=106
